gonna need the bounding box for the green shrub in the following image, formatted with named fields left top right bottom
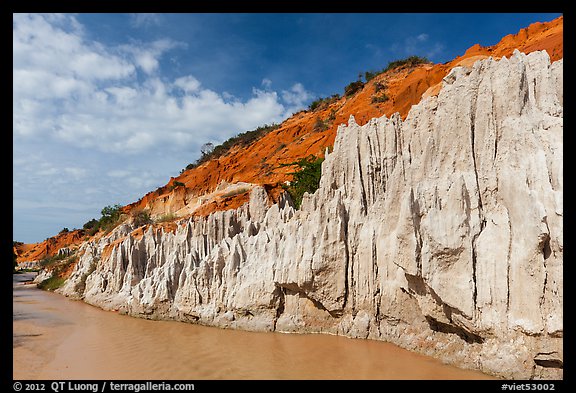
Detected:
left=344, top=80, right=365, bottom=97
left=374, top=81, right=387, bottom=92
left=37, top=253, right=78, bottom=291
left=39, top=253, right=67, bottom=268
left=371, top=93, right=389, bottom=104
left=83, top=218, right=99, bottom=230
left=184, top=123, right=280, bottom=172
left=308, top=98, right=324, bottom=111
left=99, top=204, right=123, bottom=231
left=131, top=209, right=152, bottom=227
left=364, top=71, right=377, bottom=82
left=280, top=155, right=325, bottom=209
left=383, top=55, right=430, bottom=73
left=155, top=213, right=178, bottom=223
left=356, top=56, right=430, bottom=90
left=308, top=94, right=340, bottom=111
left=313, top=117, right=330, bottom=132
left=86, top=226, right=99, bottom=236
left=169, top=181, right=186, bottom=191
left=327, top=109, right=337, bottom=122
left=37, top=276, right=66, bottom=291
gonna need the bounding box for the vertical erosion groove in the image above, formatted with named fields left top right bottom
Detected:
left=410, top=188, right=423, bottom=276
left=468, top=75, right=484, bottom=313
left=341, top=202, right=351, bottom=311
left=356, top=142, right=368, bottom=215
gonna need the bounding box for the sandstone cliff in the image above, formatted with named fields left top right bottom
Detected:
left=56, top=50, right=562, bottom=379
left=15, top=17, right=563, bottom=265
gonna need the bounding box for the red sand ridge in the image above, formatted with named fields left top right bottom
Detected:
left=16, top=16, right=563, bottom=264
left=14, top=229, right=86, bottom=264
left=123, top=16, right=562, bottom=218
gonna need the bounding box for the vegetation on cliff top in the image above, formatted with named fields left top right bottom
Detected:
left=308, top=94, right=340, bottom=111
left=182, top=123, right=280, bottom=173
left=178, top=56, right=430, bottom=182
left=344, top=56, right=430, bottom=103
left=82, top=204, right=124, bottom=236
left=271, top=57, right=431, bottom=209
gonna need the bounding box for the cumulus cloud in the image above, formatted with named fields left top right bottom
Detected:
left=174, top=76, right=201, bottom=93
left=14, top=14, right=135, bottom=84
left=282, top=83, right=313, bottom=113
left=120, top=39, right=182, bottom=75
left=13, top=13, right=310, bottom=154
left=13, top=13, right=314, bottom=242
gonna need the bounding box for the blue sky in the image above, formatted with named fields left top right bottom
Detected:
left=13, top=13, right=561, bottom=244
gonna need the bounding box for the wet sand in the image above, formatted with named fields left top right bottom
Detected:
left=13, top=273, right=495, bottom=380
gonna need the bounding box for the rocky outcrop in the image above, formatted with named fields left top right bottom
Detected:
left=14, top=229, right=86, bottom=264
left=16, top=260, right=41, bottom=271
left=15, top=17, right=562, bottom=268
left=59, top=50, right=562, bottom=379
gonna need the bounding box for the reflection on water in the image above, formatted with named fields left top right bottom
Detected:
left=13, top=272, right=494, bottom=380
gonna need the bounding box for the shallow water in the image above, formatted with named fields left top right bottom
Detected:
left=13, top=273, right=494, bottom=380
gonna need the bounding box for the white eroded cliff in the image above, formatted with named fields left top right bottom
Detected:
left=59, top=50, right=563, bottom=379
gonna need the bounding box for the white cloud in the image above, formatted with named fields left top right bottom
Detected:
left=105, top=86, right=138, bottom=106
left=130, top=13, right=162, bottom=28
left=13, top=14, right=135, bottom=83
left=13, top=13, right=315, bottom=243
left=136, top=51, right=159, bottom=74
left=174, top=76, right=201, bottom=93
left=261, top=78, right=273, bottom=89
left=281, top=83, right=313, bottom=113
left=416, top=33, right=429, bottom=42
left=120, top=39, right=182, bottom=75
left=13, top=14, right=310, bottom=155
